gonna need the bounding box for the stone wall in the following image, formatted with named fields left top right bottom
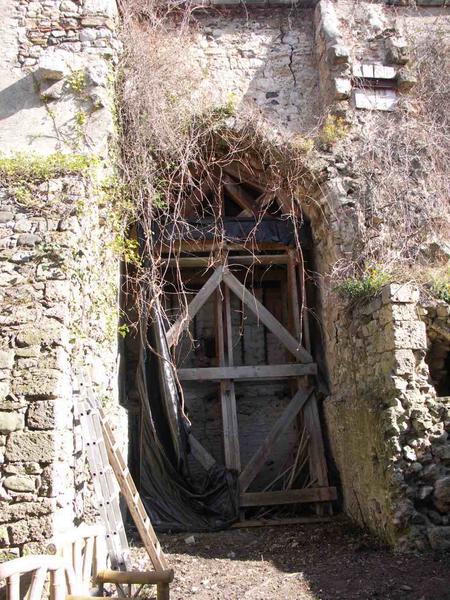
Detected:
left=324, top=285, right=450, bottom=551
left=0, top=0, right=124, bottom=558
left=182, top=7, right=320, bottom=137
left=303, top=0, right=450, bottom=550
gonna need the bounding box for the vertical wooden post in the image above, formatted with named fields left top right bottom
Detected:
left=216, top=286, right=241, bottom=472
left=287, top=250, right=331, bottom=514
left=7, top=572, right=20, bottom=600
left=157, top=582, right=170, bottom=600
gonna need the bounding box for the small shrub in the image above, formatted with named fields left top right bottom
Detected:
left=292, top=135, right=314, bottom=154
left=430, top=270, right=450, bottom=304
left=320, top=115, right=348, bottom=145
left=118, top=323, right=130, bottom=338
left=335, top=267, right=391, bottom=305
left=67, top=69, right=87, bottom=94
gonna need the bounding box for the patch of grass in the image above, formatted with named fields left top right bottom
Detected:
left=335, top=267, right=391, bottom=305
left=0, top=152, right=97, bottom=184
left=430, top=269, right=450, bottom=304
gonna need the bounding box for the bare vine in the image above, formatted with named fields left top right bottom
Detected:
left=116, top=1, right=319, bottom=332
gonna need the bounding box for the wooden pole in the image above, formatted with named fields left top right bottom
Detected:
left=216, top=286, right=241, bottom=472
left=288, top=250, right=332, bottom=515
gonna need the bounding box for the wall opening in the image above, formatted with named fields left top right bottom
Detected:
left=426, top=337, right=450, bottom=397
left=121, top=161, right=336, bottom=529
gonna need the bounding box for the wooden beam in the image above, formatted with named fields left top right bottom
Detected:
left=163, top=254, right=289, bottom=268
left=223, top=269, right=313, bottom=363
left=231, top=516, right=332, bottom=528
left=240, top=487, right=337, bottom=507
left=222, top=164, right=265, bottom=192
left=96, top=569, right=174, bottom=585
left=188, top=434, right=216, bottom=471
left=216, top=286, right=241, bottom=472
left=223, top=174, right=259, bottom=216
left=177, top=363, right=317, bottom=381
left=238, top=388, right=313, bottom=493
left=166, top=266, right=223, bottom=347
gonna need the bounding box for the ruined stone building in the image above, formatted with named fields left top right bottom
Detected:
left=0, top=0, right=449, bottom=562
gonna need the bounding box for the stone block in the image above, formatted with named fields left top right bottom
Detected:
left=428, top=527, right=450, bottom=551
left=391, top=304, right=415, bottom=322
left=327, top=44, right=349, bottom=65
left=0, top=212, right=13, bottom=223
left=17, top=234, right=41, bottom=247
left=0, top=351, right=14, bottom=370
left=397, top=69, right=417, bottom=93
left=38, top=53, right=69, bottom=80
left=4, top=475, right=38, bottom=493
left=0, top=499, right=53, bottom=524
left=434, top=476, right=450, bottom=512
left=0, top=412, right=24, bottom=433
left=0, top=395, right=27, bottom=411
left=333, top=77, right=351, bottom=100
left=393, top=321, right=427, bottom=350
left=5, top=432, right=56, bottom=462
left=0, top=525, right=9, bottom=547
left=12, top=368, right=67, bottom=398
left=15, top=319, right=65, bottom=347
left=382, top=283, right=419, bottom=304
left=385, top=37, right=410, bottom=65
left=8, top=515, right=53, bottom=545
left=27, top=401, right=56, bottom=430
left=394, top=350, right=416, bottom=375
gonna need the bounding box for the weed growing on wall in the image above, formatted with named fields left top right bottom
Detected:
left=0, top=152, right=96, bottom=183
left=335, top=266, right=391, bottom=306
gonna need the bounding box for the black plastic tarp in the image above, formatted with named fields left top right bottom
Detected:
left=152, top=216, right=303, bottom=247
left=136, top=300, right=239, bottom=532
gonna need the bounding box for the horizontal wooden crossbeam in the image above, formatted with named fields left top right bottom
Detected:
left=177, top=363, right=317, bottom=381
left=240, top=487, right=337, bottom=507
left=163, top=254, right=289, bottom=268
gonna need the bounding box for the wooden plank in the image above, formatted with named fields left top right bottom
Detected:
left=223, top=174, right=259, bottom=216
left=167, top=266, right=223, bottom=347
left=288, top=256, right=332, bottom=514
left=231, top=516, right=332, bottom=528
left=96, top=569, right=174, bottom=585
left=188, top=433, right=216, bottom=471
left=177, top=363, right=317, bottom=381
left=240, top=487, right=337, bottom=507
left=164, top=254, right=289, bottom=268
left=223, top=269, right=313, bottom=363
left=239, top=388, right=313, bottom=492
left=216, top=286, right=241, bottom=472
left=222, top=164, right=265, bottom=192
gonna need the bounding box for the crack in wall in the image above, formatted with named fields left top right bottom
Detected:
left=279, top=25, right=297, bottom=87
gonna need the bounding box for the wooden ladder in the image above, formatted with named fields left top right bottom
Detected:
left=76, top=381, right=169, bottom=573
left=75, top=387, right=131, bottom=572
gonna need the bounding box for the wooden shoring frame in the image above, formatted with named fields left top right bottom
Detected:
left=165, top=247, right=331, bottom=514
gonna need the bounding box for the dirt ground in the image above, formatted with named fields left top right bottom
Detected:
left=130, top=517, right=450, bottom=600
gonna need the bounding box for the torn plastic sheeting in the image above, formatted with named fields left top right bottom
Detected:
left=137, top=299, right=239, bottom=532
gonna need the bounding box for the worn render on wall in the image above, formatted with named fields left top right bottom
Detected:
left=0, top=0, right=449, bottom=558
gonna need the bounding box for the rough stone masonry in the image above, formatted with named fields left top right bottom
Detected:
left=0, top=0, right=125, bottom=558
left=0, top=0, right=449, bottom=560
